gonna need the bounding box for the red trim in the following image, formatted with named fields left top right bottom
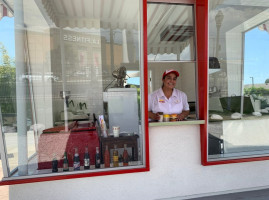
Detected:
left=196, top=0, right=269, bottom=165
left=143, top=0, right=150, bottom=171
left=0, top=168, right=149, bottom=186
left=196, top=0, right=208, bottom=165
left=203, top=156, right=269, bottom=166
left=3, top=5, right=8, bottom=17
left=0, top=0, right=150, bottom=186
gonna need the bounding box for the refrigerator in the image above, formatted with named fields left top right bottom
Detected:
left=106, top=88, right=139, bottom=135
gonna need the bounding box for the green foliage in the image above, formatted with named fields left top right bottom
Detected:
left=0, top=43, right=16, bottom=114
left=0, top=43, right=14, bottom=67
left=244, top=87, right=269, bottom=96
left=244, top=87, right=269, bottom=109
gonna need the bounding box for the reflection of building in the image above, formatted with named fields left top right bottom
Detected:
left=50, top=28, right=104, bottom=122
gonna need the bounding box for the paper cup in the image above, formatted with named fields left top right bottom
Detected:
left=158, top=115, right=163, bottom=122
left=113, top=126, right=120, bottom=137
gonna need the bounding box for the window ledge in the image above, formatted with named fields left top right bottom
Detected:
left=149, top=120, right=205, bottom=127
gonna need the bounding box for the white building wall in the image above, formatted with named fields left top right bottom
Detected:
left=226, top=31, right=243, bottom=97
left=9, top=125, right=269, bottom=200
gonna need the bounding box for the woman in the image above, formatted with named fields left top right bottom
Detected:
left=148, top=69, right=190, bottom=121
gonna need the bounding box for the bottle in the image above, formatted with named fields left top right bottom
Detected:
left=84, top=146, right=90, bottom=170
left=73, top=147, right=80, bottom=171
left=52, top=154, right=58, bottom=173
left=113, top=145, right=119, bottom=167
left=95, top=146, right=101, bottom=169
left=63, top=152, right=69, bottom=171
left=123, top=144, right=129, bottom=166
left=104, top=145, right=110, bottom=168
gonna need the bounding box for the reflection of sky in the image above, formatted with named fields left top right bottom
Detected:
left=244, top=27, right=269, bottom=84
left=126, top=71, right=140, bottom=85
left=0, top=17, right=15, bottom=58
left=127, top=77, right=140, bottom=85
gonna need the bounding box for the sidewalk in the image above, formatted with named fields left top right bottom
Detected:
left=0, top=160, right=9, bottom=200
left=166, top=188, right=269, bottom=200
left=189, top=189, right=269, bottom=200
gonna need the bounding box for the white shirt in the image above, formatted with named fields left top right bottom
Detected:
left=148, top=88, right=189, bottom=114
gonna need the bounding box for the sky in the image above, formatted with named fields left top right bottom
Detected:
left=244, top=27, right=269, bottom=85
left=0, top=17, right=15, bottom=59
left=0, top=16, right=268, bottom=86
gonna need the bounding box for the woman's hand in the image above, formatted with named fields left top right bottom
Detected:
left=177, top=110, right=190, bottom=121
left=148, top=111, right=160, bottom=121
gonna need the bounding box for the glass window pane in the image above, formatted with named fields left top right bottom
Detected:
left=147, top=3, right=195, bottom=61
left=0, top=0, right=144, bottom=179
left=208, top=0, right=269, bottom=160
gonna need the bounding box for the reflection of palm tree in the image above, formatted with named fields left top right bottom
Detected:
left=215, top=11, right=224, bottom=58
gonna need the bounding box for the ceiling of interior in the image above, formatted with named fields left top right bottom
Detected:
left=147, top=3, right=194, bottom=54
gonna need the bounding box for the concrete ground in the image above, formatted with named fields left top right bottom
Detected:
left=188, top=189, right=269, bottom=200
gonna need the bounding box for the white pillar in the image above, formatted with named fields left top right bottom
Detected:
left=122, top=29, right=129, bottom=63
left=14, top=0, right=28, bottom=175
left=59, top=29, right=69, bottom=131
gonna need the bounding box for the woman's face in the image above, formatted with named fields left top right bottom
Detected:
left=162, top=73, right=177, bottom=89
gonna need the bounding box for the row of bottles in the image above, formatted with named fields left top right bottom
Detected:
left=52, top=144, right=129, bottom=172
left=109, top=144, right=129, bottom=168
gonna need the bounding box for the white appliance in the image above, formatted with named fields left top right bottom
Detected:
left=106, top=88, right=139, bottom=135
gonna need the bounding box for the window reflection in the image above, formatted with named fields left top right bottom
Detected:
left=208, top=1, right=269, bottom=160
left=0, top=0, right=144, bottom=178
left=147, top=3, right=195, bottom=61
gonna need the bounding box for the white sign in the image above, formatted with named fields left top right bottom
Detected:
left=63, top=34, right=100, bottom=44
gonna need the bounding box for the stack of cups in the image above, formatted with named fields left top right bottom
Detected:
left=158, top=112, right=163, bottom=122
left=113, top=126, right=120, bottom=137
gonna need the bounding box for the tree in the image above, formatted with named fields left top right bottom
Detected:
left=0, top=43, right=16, bottom=114
left=265, top=78, right=269, bottom=85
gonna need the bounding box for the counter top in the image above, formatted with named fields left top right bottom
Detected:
left=149, top=119, right=205, bottom=127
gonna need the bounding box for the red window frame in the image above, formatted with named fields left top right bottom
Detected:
left=0, top=0, right=150, bottom=186
left=197, top=0, right=269, bottom=165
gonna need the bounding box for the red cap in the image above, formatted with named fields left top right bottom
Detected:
left=162, top=69, right=179, bottom=79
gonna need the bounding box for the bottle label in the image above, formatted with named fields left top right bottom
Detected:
left=113, top=156, right=119, bottom=162
left=63, top=163, right=69, bottom=170
left=96, top=159, right=100, bottom=164
left=84, top=159, right=90, bottom=167
left=73, top=162, right=80, bottom=170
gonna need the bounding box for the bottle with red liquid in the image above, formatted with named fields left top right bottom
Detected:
left=104, top=145, right=110, bottom=168
left=123, top=144, right=129, bottom=166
